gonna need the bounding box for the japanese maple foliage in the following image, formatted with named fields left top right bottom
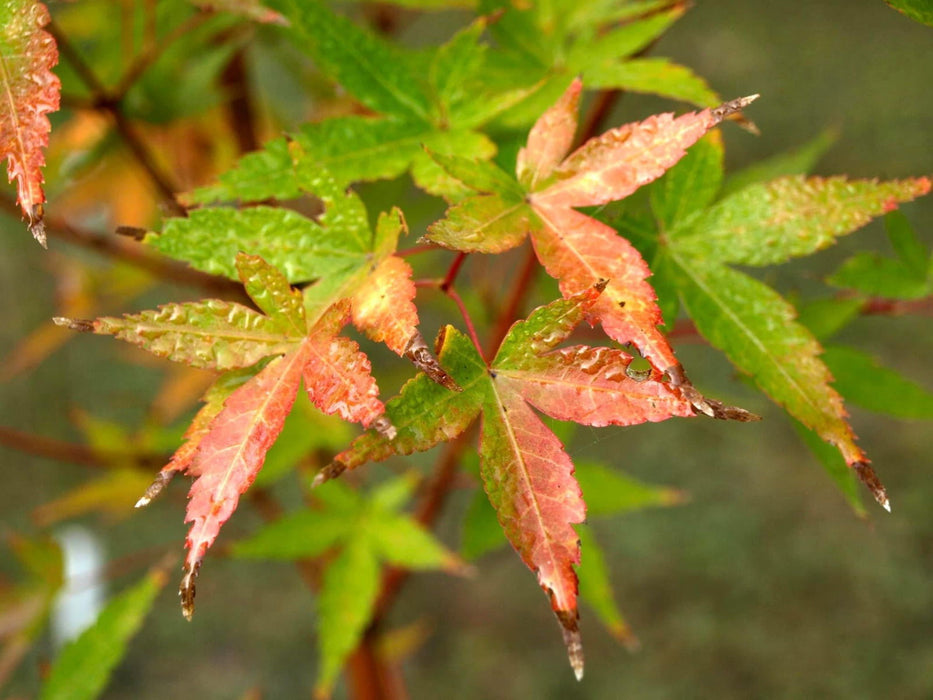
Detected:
left=12, top=1, right=933, bottom=696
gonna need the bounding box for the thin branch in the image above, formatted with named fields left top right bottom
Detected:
left=46, top=17, right=109, bottom=96
left=0, top=196, right=249, bottom=303
left=484, top=243, right=540, bottom=358
left=218, top=45, right=260, bottom=154
left=0, top=425, right=167, bottom=470
left=396, top=244, right=436, bottom=258
left=446, top=287, right=484, bottom=361
left=440, top=252, right=467, bottom=292
left=861, top=296, right=933, bottom=317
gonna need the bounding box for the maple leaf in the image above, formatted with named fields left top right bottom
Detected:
left=625, top=129, right=931, bottom=511
left=317, top=283, right=750, bottom=678
left=56, top=254, right=394, bottom=617
left=427, top=78, right=757, bottom=413
left=234, top=475, right=466, bottom=696
left=0, top=0, right=60, bottom=247
left=158, top=153, right=456, bottom=389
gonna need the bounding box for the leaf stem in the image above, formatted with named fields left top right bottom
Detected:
left=446, top=287, right=485, bottom=361
left=484, top=243, right=540, bottom=358
left=440, top=252, right=467, bottom=291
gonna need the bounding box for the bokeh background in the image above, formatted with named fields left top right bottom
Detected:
left=2, top=0, right=932, bottom=697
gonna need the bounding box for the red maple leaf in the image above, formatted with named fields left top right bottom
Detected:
left=428, top=79, right=757, bottom=412
left=321, top=283, right=752, bottom=676
left=0, top=0, right=60, bottom=246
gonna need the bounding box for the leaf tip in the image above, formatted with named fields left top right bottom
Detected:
left=179, top=561, right=200, bottom=620
left=405, top=331, right=461, bottom=391
left=705, top=398, right=761, bottom=422
left=313, top=461, right=347, bottom=487
left=853, top=461, right=890, bottom=512
left=29, top=215, right=47, bottom=248
left=556, top=610, right=584, bottom=681
left=52, top=316, right=95, bottom=332
left=711, top=94, right=760, bottom=124
left=135, top=471, right=175, bottom=508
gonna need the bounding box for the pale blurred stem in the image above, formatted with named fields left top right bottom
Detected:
left=218, top=46, right=259, bottom=154
left=0, top=196, right=249, bottom=303
left=45, top=18, right=186, bottom=215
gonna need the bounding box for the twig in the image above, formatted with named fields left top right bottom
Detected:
left=484, top=243, right=540, bottom=358
left=440, top=252, right=467, bottom=292
left=446, top=287, right=484, bottom=361
left=0, top=196, right=249, bottom=304
left=45, top=18, right=186, bottom=215
left=0, top=425, right=167, bottom=470
left=218, top=45, right=260, bottom=154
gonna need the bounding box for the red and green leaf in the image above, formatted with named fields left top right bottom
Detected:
left=180, top=344, right=308, bottom=618
left=0, top=0, right=60, bottom=246
left=647, top=124, right=931, bottom=510
left=429, top=79, right=756, bottom=398
left=324, top=286, right=745, bottom=676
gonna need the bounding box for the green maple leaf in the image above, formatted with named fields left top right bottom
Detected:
left=634, top=130, right=931, bottom=511
left=151, top=151, right=455, bottom=386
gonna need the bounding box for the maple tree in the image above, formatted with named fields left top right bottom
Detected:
left=1, top=1, right=932, bottom=698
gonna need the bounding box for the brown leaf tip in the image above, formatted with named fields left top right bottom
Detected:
left=135, top=470, right=176, bottom=508
left=711, top=94, right=760, bottom=124
left=179, top=561, right=201, bottom=620
left=52, top=317, right=95, bottom=332
left=704, top=398, right=762, bottom=422
left=555, top=610, right=584, bottom=681
left=29, top=207, right=47, bottom=248
left=853, top=461, right=891, bottom=512
left=405, top=331, right=461, bottom=392
left=312, top=461, right=348, bottom=488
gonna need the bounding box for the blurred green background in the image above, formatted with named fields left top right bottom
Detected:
left=2, top=0, right=932, bottom=698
